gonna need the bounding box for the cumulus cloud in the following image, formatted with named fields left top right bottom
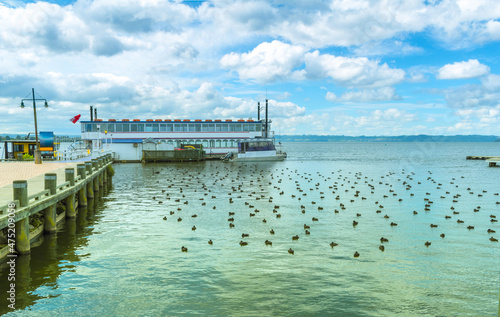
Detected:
left=444, top=74, right=500, bottom=108
left=327, top=87, right=401, bottom=102
left=220, top=41, right=306, bottom=83
left=437, top=59, right=490, bottom=79
left=304, top=50, right=405, bottom=88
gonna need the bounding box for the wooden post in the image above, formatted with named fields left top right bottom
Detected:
left=13, top=180, right=30, bottom=254
left=44, top=173, right=57, bottom=233
left=65, top=168, right=76, bottom=218
left=85, top=162, right=94, bottom=200
left=77, top=164, right=87, bottom=207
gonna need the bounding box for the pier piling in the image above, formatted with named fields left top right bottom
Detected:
left=43, top=173, right=57, bottom=233
left=77, top=164, right=87, bottom=207
left=85, top=162, right=94, bottom=200
left=65, top=168, right=76, bottom=218
left=13, top=180, right=30, bottom=254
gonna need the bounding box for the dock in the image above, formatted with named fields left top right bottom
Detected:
left=466, top=156, right=500, bottom=167
left=0, top=154, right=113, bottom=262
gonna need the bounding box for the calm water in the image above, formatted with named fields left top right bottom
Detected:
left=1, top=142, right=500, bottom=316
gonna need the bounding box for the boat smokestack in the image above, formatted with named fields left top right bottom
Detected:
left=257, top=102, right=260, bottom=121
left=94, top=108, right=97, bottom=121
left=90, top=105, right=93, bottom=121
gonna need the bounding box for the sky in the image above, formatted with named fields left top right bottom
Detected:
left=1, top=0, right=500, bottom=136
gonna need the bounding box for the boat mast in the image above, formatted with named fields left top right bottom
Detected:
left=265, top=99, right=268, bottom=138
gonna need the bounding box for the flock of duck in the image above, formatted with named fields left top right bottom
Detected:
left=151, top=163, right=499, bottom=257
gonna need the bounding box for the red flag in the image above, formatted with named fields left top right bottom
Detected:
left=70, top=114, right=81, bottom=124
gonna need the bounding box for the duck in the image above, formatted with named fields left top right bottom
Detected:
left=239, top=241, right=248, bottom=246
left=177, top=217, right=182, bottom=222
left=181, top=246, right=188, bottom=252
left=457, top=219, right=464, bottom=223
left=288, top=248, right=294, bottom=255
left=305, top=230, right=310, bottom=235
left=440, top=233, right=445, bottom=238
left=242, top=233, right=249, bottom=238
left=413, top=211, right=418, bottom=215
left=487, top=229, right=496, bottom=233
left=265, top=240, right=272, bottom=246
left=354, top=251, right=360, bottom=258
left=192, top=226, right=196, bottom=231
left=162, top=216, right=167, bottom=220
left=490, top=237, right=498, bottom=242
left=330, top=242, right=338, bottom=247
left=390, top=222, right=398, bottom=226
left=304, top=224, right=310, bottom=229
left=379, top=245, right=385, bottom=252
left=430, top=224, right=438, bottom=228
left=467, top=225, right=474, bottom=230
left=208, top=239, right=213, bottom=245
left=292, top=235, right=299, bottom=240
left=229, top=223, right=235, bottom=228
left=270, top=229, right=275, bottom=235
left=424, top=241, right=431, bottom=247
left=380, top=237, right=389, bottom=243
left=352, top=220, right=358, bottom=227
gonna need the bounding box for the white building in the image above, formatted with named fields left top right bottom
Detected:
left=80, top=118, right=273, bottom=161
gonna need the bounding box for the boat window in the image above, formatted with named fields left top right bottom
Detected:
left=222, top=140, right=228, bottom=147
left=160, top=124, right=166, bottom=132
left=116, top=124, right=123, bottom=132
left=248, top=124, right=255, bottom=132
left=138, top=124, right=144, bottom=132
left=243, top=124, right=249, bottom=131
left=131, top=124, right=137, bottom=132
left=215, top=124, right=221, bottom=132
left=256, top=124, right=262, bottom=131
left=107, top=124, right=115, bottom=132
left=210, top=140, right=215, bottom=147
left=216, top=140, right=221, bottom=147
left=234, top=124, right=242, bottom=132
left=202, top=140, right=208, bottom=147
left=165, top=124, right=173, bottom=132
left=123, top=124, right=130, bottom=132
left=145, top=124, right=153, bottom=132
left=221, top=124, right=228, bottom=132
left=100, top=124, right=107, bottom=132
left=174, top=124, right=186, bottom=132
left=188, top=124, right=196, bottom=132
left=208, top=124, right=215, bottom=132
left=152, top=124, right=159, bottom=132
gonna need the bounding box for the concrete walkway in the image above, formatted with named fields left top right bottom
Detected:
left=0, top=161, right=80, bottom=206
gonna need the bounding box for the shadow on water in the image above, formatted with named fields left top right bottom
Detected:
left=0, top=186, right=111, bottom=315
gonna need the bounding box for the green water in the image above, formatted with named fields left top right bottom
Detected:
left=1, top=142, right=499, bottom=316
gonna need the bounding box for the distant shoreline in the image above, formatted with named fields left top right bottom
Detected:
left=276, top=135, right=500, bottom=142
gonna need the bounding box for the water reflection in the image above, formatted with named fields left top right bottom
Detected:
left=0, top=191, right=109, bottom=315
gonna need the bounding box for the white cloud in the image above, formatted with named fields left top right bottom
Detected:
left=437, top=59, right=490, bottom=79
left=304, top=50, right=405, bottom=88
left=220, top=41, right=306, bottom=83
left=329, top=87, right=401, bottom=102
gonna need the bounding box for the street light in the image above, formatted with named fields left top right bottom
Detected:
left=20, top=88, right=49, bottom=164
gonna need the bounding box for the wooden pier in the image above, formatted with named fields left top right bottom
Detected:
left=0, top=154, right=113, bottom=261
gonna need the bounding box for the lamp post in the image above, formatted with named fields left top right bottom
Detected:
left=20, top=88, right=48, bottom=164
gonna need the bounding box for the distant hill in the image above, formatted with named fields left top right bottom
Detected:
left=276, top=135, right=500, bottom=142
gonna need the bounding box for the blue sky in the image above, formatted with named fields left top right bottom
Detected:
left=1, top=0, right=500, bottom=136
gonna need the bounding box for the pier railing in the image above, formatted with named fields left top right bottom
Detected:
left=0, top=153, right=113, bottom=256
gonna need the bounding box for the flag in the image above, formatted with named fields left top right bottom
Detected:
left=70, top=114, right=81, bottom=124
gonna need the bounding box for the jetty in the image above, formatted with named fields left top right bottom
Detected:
left=0, top=154, right=113, bottom=261
left=466, top=156, right=500, bottom=167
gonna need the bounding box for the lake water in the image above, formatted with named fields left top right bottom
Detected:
left=1, top=142, right=500, bottom=316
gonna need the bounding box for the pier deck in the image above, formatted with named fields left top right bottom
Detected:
left=0, top=162, right=79, bottom=205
